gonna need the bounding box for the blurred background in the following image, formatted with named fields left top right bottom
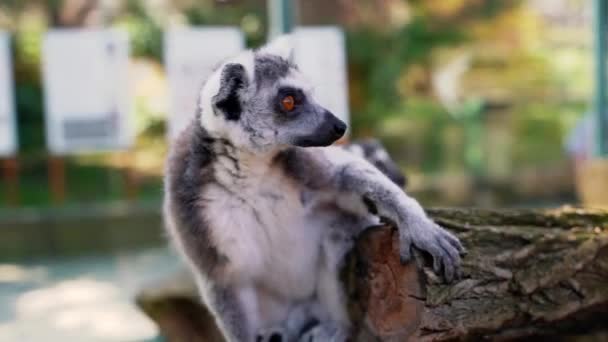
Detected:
left=0, top=0, right=604, bottom=341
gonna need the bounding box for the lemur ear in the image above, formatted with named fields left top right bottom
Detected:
left=260, top=35, right=295, bottom=63
left=213, top=63, right=248, bottom=121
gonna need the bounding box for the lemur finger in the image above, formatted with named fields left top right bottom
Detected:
left=438, top=238, right=460, bottom=282
left=433, top=223, right=462, bottom=248
left=398, top=229, right=414, bottom=263
left=442, top=256, right=455, bottom=283
left=425, top=243, right=443, bottom=273
left=442, top=228, right=466, bottom=254
left=432, top=254, right=442, bottom=274
left=438, top=238, right=460, bottom=266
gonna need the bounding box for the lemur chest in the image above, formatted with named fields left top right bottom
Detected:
left=203, top=168, right=323, bottom=297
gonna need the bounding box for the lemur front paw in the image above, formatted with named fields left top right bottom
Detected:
left=398, top=216, right=465, bottom=283
left=257, top=326, right=287, bottom=342
left=298, top=322, right=349, bottom=342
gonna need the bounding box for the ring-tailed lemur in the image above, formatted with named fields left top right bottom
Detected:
left=344, top=139, right=407, bottom=188
left=163, top=36, right=464, bottom=342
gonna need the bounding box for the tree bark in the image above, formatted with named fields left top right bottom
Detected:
left=136, top=207, right=608, bottom=341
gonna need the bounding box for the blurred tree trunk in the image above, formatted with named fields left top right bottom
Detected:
left=48, top=0, right=100, bottom=27
left=296, top=0, right=344, bottom=25
left=136, top=207, right=608, bottom=341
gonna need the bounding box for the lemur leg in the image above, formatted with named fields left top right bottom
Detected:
left=199, top=282, right=259, bottom=342
left=279, top=214, right=375, bottom=342
left=335, top=161, right=465, bottom=282
left=316, top=213, right=377, bottom=325
left=255, top=289, right=307, bottom=342
left=256, top=326, right=287, bottom=342
left=256, top=219, right=363, bottom=342
left=257, top=302, right=324, bottom=342
left=257, top=301, right=348, bottom=342
left=308, top=265, right=350, bottom=342
left=298, top=321, right=350, bottom=342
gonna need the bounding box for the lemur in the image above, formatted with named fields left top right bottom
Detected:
left=163, top=37, right=464, bottom=342
left=344, top=139, right=407, bottom=189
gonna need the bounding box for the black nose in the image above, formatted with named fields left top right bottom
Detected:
left=332, top=120, right=347, bottom=137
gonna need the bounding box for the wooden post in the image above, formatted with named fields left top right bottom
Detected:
left=594, top=0, right=608, bottom=156
left=2, top=157, right=19, bottom=206
left=267, top=0, right=295, bottom=39
left=48, top=156, right=66, bottom=204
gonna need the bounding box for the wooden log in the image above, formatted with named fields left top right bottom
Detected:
left=136, top=272, right=225, bottom=342
left=136, top=207, right=608, bottom=341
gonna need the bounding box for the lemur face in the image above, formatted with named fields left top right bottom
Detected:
left=198, top=36, right=347, bottom=152
left=254, top=54, right=347, bottom=148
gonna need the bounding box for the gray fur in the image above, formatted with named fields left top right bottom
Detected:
left=164, top=121, right=227, bottom=277
left=207, top=284, right=251, bottom=341
left=164, top=39, right=464, bottom=342
left=254, top=53, right=297, bottom=89
left=344, top=139, right=407, bottom=188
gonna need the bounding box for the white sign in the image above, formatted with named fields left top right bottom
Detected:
left=0, top=32, right=17, bottom=156
left=293, top=27, right=350, bottom=128
left=42, top=30, right=132, bottom=155
left=165, top=27, right=244, bottom=139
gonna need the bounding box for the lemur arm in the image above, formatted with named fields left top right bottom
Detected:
left=338, top=162, right=462, bottom=277
left=334, top=147, right=464, bottom=281
left=285, top=146, right=464, bottom=281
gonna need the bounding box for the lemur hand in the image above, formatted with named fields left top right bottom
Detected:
left=398, top=214, right=465, bottom=283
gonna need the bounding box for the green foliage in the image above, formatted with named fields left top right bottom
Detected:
left=112, top=0, right=164, bottom=60
left=347, top=0, right=587, bottom=179
left=511, top=101, right=586, bottom=167
left=0, top=0, right=593, bottom=207
left=374, top=97, right=460, bottom=173
left=11, top=15, right=46, bottom=155
left=347, top=15, right=466, bottom=137
left=182, top=2, right=266, bottom=47
left=3, top=158, right=163, bottom=207
left=113, top=0, right=267, bottom=63
left=117, top=15, right=163, bottom=61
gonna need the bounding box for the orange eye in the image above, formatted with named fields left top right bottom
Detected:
left=281, top=95, right=295, bottom=111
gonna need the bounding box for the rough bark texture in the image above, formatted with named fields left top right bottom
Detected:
left=136, top=207, right=608, bottom=341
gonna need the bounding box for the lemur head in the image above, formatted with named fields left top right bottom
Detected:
left=198, top=36, right=347, bottom=152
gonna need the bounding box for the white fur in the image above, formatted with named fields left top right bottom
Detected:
left=204, top=152, right=323, bottom=305
left=199, top=50, right=255, bottom=136
left=259, top=35, right=295, bottom=63
left=345, top=144, right=364, bottom=158
left=373, top=148, right=390, bottom=162
left=279, top=69, right=314, bottom=95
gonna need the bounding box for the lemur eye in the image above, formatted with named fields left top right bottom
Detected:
left=281, top=95, right=295, bottom=111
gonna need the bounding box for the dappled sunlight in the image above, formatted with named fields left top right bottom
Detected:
left=0, top=264, right=47, bottom=284
left=15, top=278, right=119, bottom=317
left=51, top=302, right=157, bottom=341
left=1, top=278, right=158, bottom=342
